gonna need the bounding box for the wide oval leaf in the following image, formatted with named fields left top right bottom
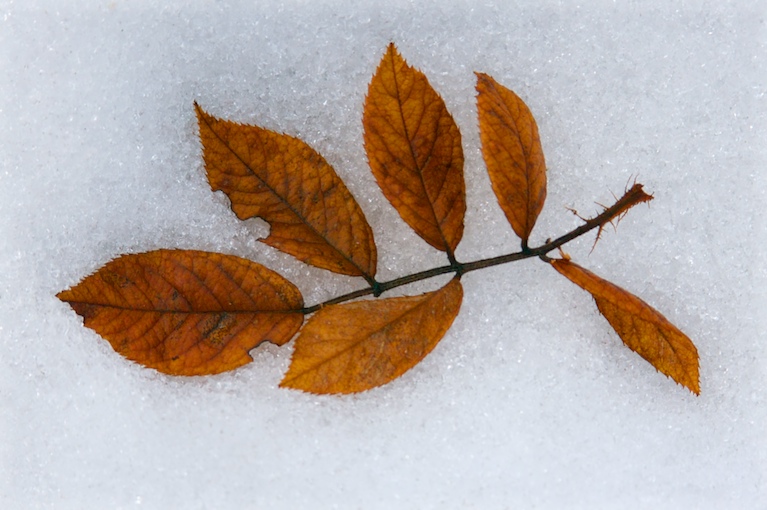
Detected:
left=196, top=103, right=377, bottom=280
left=551, top=258, right=700, bottom=394
left=280, top=277, right=463, bottom=394
left=476, top=73, right=547, bottom=245
left=57, top=249, right=304, bottom=376
left=363, top=43, right=466, bottom=258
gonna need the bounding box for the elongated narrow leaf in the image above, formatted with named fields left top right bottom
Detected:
left=57, top=250, right=304, bottom=376
left=196, top=103, right=377, bottom=280
left=363, top=43, right=466, bottom=257
left=281, top=278, right=463, bottom=394
left=551, top=258, right=699, bottom=394
left=476, top=73, right=547, bottom=245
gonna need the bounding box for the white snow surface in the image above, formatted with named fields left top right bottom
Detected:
left=2, top=1, right=766, bottom=508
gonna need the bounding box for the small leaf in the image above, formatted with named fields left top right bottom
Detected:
left=196, top=103, right=377, bottom=280
left=363, top=43, right=466, bottom=258
left=476, top=73, right=547, bottom=245
left=281, top=278, right=463, bottom=394
left=551, top=258, right=699, bottom=394
left=57, top=249, right=304, bottom=376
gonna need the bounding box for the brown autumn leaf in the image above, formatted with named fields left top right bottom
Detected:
left=550, top=258, right=699, bottom=394
left=57, top=249, right=304, bottom=376
left=280, top=278, right=463, bottom=394
left=196, top=103, right=377, bottom=281
left=363, top=43, right=466, bottom=259
left=476, top=73, right=547, bottom=245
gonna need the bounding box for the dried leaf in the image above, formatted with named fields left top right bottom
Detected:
left=280, top=278, right=463, bottom=394
left=196, top=103, right=377, bottom=280
left=57, top=249, right=304, bottom=376
left=551, top=258, right=699, bottom=394
left=476, top=73, right=547, bottom=245
left=363, top=43, right=465, bottom=257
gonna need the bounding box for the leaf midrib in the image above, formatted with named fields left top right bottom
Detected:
left=64, top=299, right=302, bottom=314
left=388, top=52, right=454, bottom=256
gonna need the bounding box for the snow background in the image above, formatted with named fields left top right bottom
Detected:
left=2, top=1, right=765, bottom=508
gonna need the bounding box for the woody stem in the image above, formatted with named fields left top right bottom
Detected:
left=300, top=184, right=651, bottom=315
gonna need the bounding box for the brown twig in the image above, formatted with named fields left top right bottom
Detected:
left=301, top=184, right=653, bottom=314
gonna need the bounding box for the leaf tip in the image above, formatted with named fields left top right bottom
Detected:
left=277, top=377, right=307, bottom=393
left=651, top=349, right=700, bottom=396
left=56, top=286, right=79, bottom=309
left=689, top=379, right=701, bottom=396
left=665, top=363, right=700, bottom=396
left=193, top=101, right=210, bottom=125
left=678, top=354, right=701, bottom=396
left=648, top=362, right=699, bottom=396
left=474, top=71, right=490, bottom=86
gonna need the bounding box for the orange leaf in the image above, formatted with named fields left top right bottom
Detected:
left=363, top=43, right=466, bottom=258
left=57, top=249, right=304, bottom=376
left=196, top=103, right=377, bottom=280
left=550, top=258, right=699, bottom=394
left=280, top=278, right=463, bottom=394
left=476, top=73, right=547, bottom=245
